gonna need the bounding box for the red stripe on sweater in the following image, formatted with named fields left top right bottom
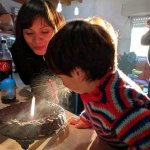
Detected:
left=80, top=116, right=92, bottom=127
left=119, top=82, right=132, bottom=108
left=105, top=75, right=120, bottom=115
left=87, top=104, right=112, bottom=128
left=117, top=110, right=150, bottom=139
left=127, top=127, right=150, bottom=145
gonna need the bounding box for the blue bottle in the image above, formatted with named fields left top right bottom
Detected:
left=0, top=77, right=16, bottom=104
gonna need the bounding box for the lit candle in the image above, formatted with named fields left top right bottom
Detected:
left=30, top=97, right=35, bottom=120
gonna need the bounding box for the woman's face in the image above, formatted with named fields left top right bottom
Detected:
left=23, top=17, right=54, bottom=55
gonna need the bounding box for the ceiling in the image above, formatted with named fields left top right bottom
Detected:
left=12, top=0, right=82, bottom=6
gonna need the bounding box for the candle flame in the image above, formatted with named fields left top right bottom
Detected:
left=30, top=97, right=35, bottom=119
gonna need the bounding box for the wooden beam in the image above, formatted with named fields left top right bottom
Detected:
left=12, top=0, right=82, bottom=5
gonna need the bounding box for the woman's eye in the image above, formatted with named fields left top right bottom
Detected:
left=42, top=31, right=49, bottom=34
left=25, top=32, right=33, bottom=35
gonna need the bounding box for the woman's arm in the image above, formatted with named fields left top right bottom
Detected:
left=11, top=44, right=35, bottom=85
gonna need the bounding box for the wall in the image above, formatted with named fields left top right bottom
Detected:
left=122, top=0, right=150, bottom=16
left=61, top=0, right=131, bottom=54
left=1, top=0, right=150, bottom=55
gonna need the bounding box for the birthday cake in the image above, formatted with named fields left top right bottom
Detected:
left=0, top=101, right=66, bottom=139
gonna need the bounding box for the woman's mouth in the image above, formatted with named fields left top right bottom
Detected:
left=34, top=46, right=45, bottom=50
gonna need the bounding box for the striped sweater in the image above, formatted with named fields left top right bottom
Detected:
left=80, top=69, right=150, bottom=150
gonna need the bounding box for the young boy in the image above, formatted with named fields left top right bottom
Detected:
left=45, top=18, right=150, bottom=150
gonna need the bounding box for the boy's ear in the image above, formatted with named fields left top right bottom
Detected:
left=72, top=67, right=86, bottom=81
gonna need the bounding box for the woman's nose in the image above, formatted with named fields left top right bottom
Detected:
left=33, top=35, right=43, bottom=44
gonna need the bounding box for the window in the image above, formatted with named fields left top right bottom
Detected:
left=130, top=16, right=150, bottom=57
left=120, top=16, right=150, bottom=94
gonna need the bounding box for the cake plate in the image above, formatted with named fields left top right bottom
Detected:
left=0, top=101, right=67, bottom=150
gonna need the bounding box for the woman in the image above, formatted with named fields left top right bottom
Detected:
left=11, top=0, right=65, bottom=85
left=11, top=0, right=65, bottom=99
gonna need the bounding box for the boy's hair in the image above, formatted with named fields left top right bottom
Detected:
left=86, top=16, right=118, bottom=51
left=45, top=19, right=117, bottom=81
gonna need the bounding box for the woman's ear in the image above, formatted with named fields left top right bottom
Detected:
left=72, top=67, right=86, bottom=81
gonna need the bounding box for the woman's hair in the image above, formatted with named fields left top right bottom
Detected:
left=45, top=19, right=117, bottom=81
left=14, top=0, right=65, bottom=47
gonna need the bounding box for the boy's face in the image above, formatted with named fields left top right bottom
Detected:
left=57, top=68, right=97, bottom=94
left=58, top=74, right=84, bottom=94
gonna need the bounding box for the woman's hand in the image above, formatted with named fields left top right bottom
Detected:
left=68, top=116, right=91, bottom=129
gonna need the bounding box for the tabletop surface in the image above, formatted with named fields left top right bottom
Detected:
left=0, top=87, right=99, bottom=150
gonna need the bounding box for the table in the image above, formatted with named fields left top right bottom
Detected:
left=0, top=87, right=99, bottom=150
